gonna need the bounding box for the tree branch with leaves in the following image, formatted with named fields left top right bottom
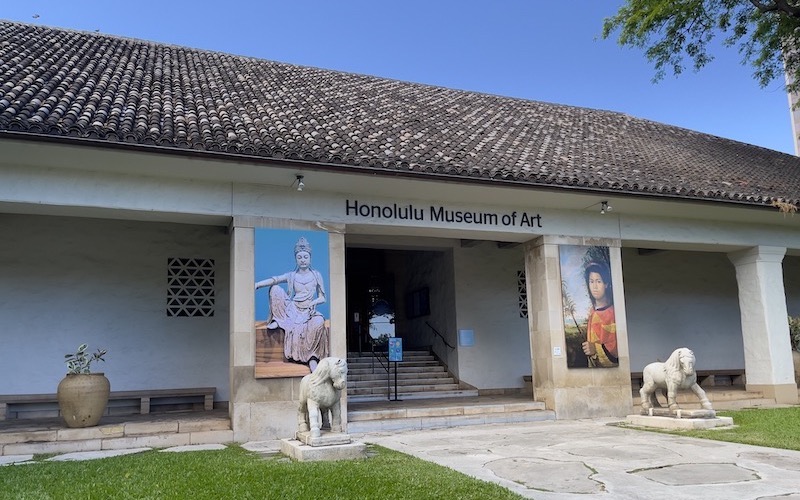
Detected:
left=602, top=0, right=800, bottom=95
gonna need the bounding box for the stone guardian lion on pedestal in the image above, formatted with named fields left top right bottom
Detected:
left=640, top=347, right=713, bottom=411
left=297, top=357, right=348, bottom=438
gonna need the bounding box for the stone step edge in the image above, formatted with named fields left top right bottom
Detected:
left=349, top=384, right=460, bottom=395
left=347, top=351, right=432, bottom=357
left=0, top=429, right=234, bottom=456
left=348, top=403, right=548, bottom=422
left=347, top=362, right=442, bottom=368
left=349, top=366, right=446, bottom=372
left=349, top=390, right=480, bottom=403
left=347, top=409, right=557, bottom=433
left=349, top=378, right=455, bottom=388
left=347, top=372, right=453, bottom=386
left=0, top=419, right=231, bottom=445
left=347, top=355, right=434, bottom=361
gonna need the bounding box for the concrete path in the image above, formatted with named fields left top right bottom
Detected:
left=359, top=418, right=800, bottom=500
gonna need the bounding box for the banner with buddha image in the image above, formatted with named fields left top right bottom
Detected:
left=559, top=245, right=618, bottom=368
left=254, top=229, right=330, bottom=378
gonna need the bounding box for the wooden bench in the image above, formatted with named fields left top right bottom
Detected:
left=0, top=387, right=215, bottom=420
left=695, top=369, right=745, bottom=387
left=630, top=370, right=745, bottom=389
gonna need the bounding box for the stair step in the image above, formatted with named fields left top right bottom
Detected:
left=349, top=383, right=461, bottom=396
left=348, top=351, right=432, bottom=358
left=349, top=400, right=546, bottom=421
left=347, top=379, right=458, bottom=394
left=349, top=389, right=480, bottom=403
left=349, top=371, right=451, bottom=382
left=347, top=360, right=442, bottom=371
left=349, top=378, right=451, bottom=386
left=347, top=401, right=554, bottom=433
left=347, top=358, right=436, bottom=366
left=349, top=367, right=446, bottom=376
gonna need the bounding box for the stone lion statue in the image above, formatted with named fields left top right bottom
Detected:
left=640, top=347, right=713, bottom=411
left=298, top=357, right=348, bottom=437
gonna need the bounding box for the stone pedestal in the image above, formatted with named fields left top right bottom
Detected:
left=640, top=408, right=716, bottom=419
left=295, top=430, right=352, bottom=447
left=280, top=432, right=367, bottom=461
left=626, top=414, right=734, bottom=430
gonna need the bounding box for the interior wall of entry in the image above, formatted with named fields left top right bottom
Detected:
left=0, top=213, right=231, bottom=400
left=622, top=247, right=744, bottom=372
left=453, top=242, right=530, bottom=391
left=345, top=239, right=531, bottom=392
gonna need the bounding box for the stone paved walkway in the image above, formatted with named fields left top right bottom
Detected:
left=358, top=418, right=800, bottom=500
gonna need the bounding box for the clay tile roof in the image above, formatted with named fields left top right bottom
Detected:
left=1, top=20, right=800, bottom=207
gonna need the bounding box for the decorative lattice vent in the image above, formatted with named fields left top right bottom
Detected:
left=167, top=258, right=215, bottom=317
left=518, top=270, right=528, bottom=318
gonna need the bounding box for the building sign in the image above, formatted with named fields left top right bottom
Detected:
left=388, top=337, right=403, bottom=362
left=346, top=200, right=542, bottom=228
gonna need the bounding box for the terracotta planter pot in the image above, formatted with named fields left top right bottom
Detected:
left=57, top=373, right=110, bottom=428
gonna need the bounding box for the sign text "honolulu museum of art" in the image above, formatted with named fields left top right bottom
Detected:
left=346, top=200, right=542, bottom=228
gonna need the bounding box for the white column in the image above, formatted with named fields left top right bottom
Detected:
left=327, top=231, right=349, bottom=428
left=229, top=225, right=256, bottom=441
left=728, top=246, right=798, bottom=404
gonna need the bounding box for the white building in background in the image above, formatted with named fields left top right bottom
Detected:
left=1, top=21, right=798, bottom=441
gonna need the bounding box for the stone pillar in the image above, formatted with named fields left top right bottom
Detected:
left=227, top=219, right=349, bottom=442
left=327, top=230, right=349, bottom=427
left=524, top=236, right=632, bottom=419
left=229, top=224, right=256, bottom=442
left=728, top=246, right=798, bottom=403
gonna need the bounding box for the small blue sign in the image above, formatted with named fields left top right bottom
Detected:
left=388, top=337, right=403, bottom=362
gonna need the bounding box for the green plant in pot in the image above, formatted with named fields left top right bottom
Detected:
left=789, top=316, right=800, bottom=386
left=57, top=344, right=110, bottom=428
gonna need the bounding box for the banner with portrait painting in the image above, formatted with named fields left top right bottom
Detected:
left=559, top=245, right=618, bottom=369
left=254, top=229, right=330, bottom=378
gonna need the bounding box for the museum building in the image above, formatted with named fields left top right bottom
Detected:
left=1, top=21, right=799, bottom=442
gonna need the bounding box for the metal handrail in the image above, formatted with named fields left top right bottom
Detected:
left=425, top=321, right=455, bottom=349
left=368, top=342, right=393, bottom=400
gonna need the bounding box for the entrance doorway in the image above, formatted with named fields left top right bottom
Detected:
left=344, top=246, right=453, bottom=357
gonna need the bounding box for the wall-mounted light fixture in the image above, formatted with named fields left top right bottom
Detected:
left=296, top=174, right=305, bottom=192
left=600, top=200, right=612, bottom=215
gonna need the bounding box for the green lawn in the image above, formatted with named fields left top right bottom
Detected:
left=0, top=444, right=523, bottom=500
left=3, top=407, right=799, bottom=499
left=643, top=407, right=800, bottom=451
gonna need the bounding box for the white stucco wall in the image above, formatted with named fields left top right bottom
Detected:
left=453, top=243, right=530, bottom=390
left=0, top=214, right=230, bottom=400
left=621, top=248, right=744, bottom=371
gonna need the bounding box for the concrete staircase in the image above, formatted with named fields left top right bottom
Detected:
left=346, top=350, right=556, bottom=433
left=347, top=349, right=479, bottom=403
left=347, top=395, right=556, bottom=434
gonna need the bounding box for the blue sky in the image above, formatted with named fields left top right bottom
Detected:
left=2, top=0, right=795, bottom=154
